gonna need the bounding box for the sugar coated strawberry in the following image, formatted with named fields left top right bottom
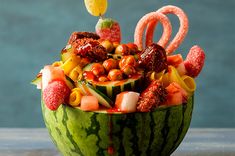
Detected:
left=137, top=81, right=167, bottom=112
left=43, top=80, right=70, bottom=111
left=96, top=18, right=121, bottom=43
left=184, top=45, right=205, bottom=77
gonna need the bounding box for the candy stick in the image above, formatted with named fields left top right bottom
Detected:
left=134, top=12, right=172, bottom=50
left=146, top=5, right=189, bottom=54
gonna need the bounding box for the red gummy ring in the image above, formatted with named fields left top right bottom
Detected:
left=146, top=5, right=189, bottom=54
left=134, top=12, right=172, bottom=50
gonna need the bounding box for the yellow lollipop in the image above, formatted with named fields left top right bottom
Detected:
left=84, top=0, right=108, bottom=16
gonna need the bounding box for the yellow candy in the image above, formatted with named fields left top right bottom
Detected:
left=61, top=55, right=80, bottom=76
left=150, top=70, right=166, bottom=81
left=69, top=65, right=83, bottom=82
left=167, top=66, right=196, bottom=95
left=69, top=88, right=83, bottom=107
left=181, top=75, right=196, bottom=94
left=84, top=0, right=108, bottom=16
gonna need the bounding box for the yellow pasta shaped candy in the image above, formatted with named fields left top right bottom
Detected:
left=69, top=65, right=83, bottom=82
left=69, top=88, right=83, bottom=107
left=61, top=55, right=80, bottom=75
left=167, top=66, right=196, bottom=94
left=181, top=75, right=196, bottom=93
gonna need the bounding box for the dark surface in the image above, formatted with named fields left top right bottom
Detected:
left=0, top=128, right=234, bottom=156
left=0, top=0, right=234, bottom=127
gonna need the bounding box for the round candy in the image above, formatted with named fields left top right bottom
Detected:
left=84, top=0, right=107, bottom=16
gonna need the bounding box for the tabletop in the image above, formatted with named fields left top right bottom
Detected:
left=0, top=128, right=234, bottom=156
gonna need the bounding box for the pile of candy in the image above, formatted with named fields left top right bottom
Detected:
left=32, top=5, right=205, bottom=113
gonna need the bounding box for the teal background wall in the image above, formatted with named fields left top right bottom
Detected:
left=0, top=0, right=234, bottom=127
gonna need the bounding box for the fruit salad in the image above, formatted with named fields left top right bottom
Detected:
left=32, top=5, right=205, bottom=114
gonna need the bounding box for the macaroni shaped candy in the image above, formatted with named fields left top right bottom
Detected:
left=69, top=88, right=83, bottom=107
left=61, top=55, right=80, bottom=75
left=167, top=65, right=196, bottom=95
left=69, top=65, right=83, bottom=82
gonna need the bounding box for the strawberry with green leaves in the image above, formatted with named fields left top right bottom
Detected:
left=96, top=18, right=122, bottom=43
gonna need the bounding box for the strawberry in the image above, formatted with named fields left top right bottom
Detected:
left=95, top=18, right=121, bottom=43
left=184, top=45, right=205, bottom=77
left=43, top=80, right=70, bottom=111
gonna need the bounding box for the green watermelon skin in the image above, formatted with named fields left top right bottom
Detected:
left=41, top=96, right=193, bottom=156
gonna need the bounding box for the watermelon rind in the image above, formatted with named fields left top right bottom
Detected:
left=42, top=95, right=194, bottom=156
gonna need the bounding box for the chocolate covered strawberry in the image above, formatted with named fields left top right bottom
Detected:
left=95, top=18, right=121, bottom=43
left=184, top=45, right=205, bottom=77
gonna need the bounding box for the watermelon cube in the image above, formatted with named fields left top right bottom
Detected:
left=81, top=96, right=99, bottom=111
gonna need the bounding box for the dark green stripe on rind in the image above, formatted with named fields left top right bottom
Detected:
left=65, top=106, right=100, bottom=156
left=160, top=106, right=183, bottom=156
left=128, top=114, right=140, bottom=156
left=113, top=115, right=125, bottom=156
left=96, top=86, right=108, bottom=96
left=62, top=106, right=83, bottom=155
left=112, top=86, right=121, bottom=101
left=41, top=95, right=194, bottom=156
left=123, top=83, right=132, bottom=91
left=158, top=109, right=170, bottom=156
left=42, top=100, right=79, bottom=156
left=146, top=113, right=155, bottom=155
left=169, top=95, right=194, bottom=154
left=41, top=100, right=60, bottom=151
left=149, top=109, right=167, bottom=155
left=121, top=114, right=138, bottom=156
left=135, top=113, right=152, bottom=156
left=97, top=114, right=110, bottom=156
left=135, top=78, right=144, bottom=93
